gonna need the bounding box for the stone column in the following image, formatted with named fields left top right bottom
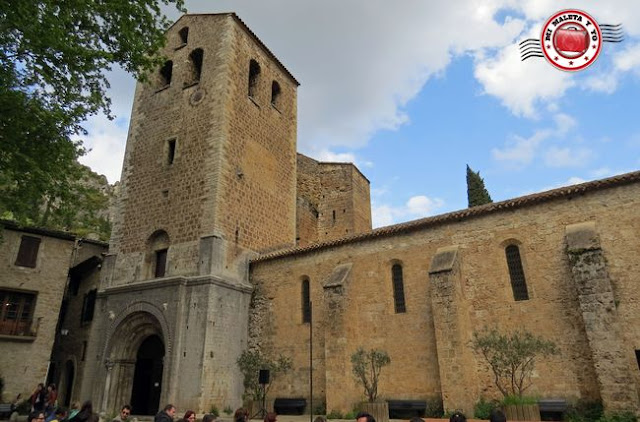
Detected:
left=322, top=263, right=353, bottom=413
left=565, top=222, right=639, bottom=413
left=429, top=246, right=476, bottom=414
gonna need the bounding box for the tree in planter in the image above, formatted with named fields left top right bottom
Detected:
left=471, top=327, right=558, bottom=398
left=236, top=349, right=292, bottom=402
left=351, top=347, right=391, bottom=402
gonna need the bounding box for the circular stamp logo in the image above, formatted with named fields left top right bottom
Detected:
left=541, top=9, right=602, bottom=71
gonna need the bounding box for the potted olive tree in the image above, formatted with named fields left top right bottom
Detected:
left=351, top=347, right=391, bottom=422
left=472, top=327, right=558, bottom=421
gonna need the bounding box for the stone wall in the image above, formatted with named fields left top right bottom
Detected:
left=49, top=239, right=107, bottom=407
left=0, top=225, right=75, bottom=402
left=295, top=154, right=372, bottom=247
left=251, top=179, right=640, bottom=413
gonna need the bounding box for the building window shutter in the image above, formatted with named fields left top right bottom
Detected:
left=302, top=278, right=311, bottom=323
left=506, top=244, right=529, bottom=301
left=392, top=264, right=406, bottom=313
left=15, top=235, right=41, bottom=268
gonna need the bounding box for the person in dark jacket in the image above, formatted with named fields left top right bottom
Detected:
left=154, top=404, right=176, bottom=422
left=30, top=384, right=46, bottom=412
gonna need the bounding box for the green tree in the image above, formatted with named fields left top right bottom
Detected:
left=351, top=347, right=391, bottom=402
left=236, top=349, right=292, bottom=401
left=466, top=164, right=493, bottom=207
left=471, top=327, right=558, bottom=398
left=0, top=0, right=184, bottom=231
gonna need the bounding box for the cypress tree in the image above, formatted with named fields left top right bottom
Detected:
left=466, top=164, right=493, bottom=207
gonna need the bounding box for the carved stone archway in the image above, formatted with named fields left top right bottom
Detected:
left=101, top=305, right=170, bottom=414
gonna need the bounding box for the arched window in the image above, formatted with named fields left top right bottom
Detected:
left=505, top=244, right=529, bottom=301
left=248, top=59, right=261, bottom=98
left=186, top=48, right=203, bottom=85
left=147, top=230, right=170, bottom=279
left=271, top=81, right=281, bottom=108
left=391, top=263, right=406, bottom=313
left=301, top=278, right=311, bottom=323
left=178, top=27, right=189, bottom=45
left=159, top=60, right=173, bottom=87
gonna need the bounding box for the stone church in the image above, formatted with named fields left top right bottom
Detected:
left=13, top=12, right=640, bottom=418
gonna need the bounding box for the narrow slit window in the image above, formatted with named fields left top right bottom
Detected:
left=155, top=248, right=168, bottom=278
left=271, top=81, right=281, bottom=108
left=15, top=235, right=41, bottom=268
left=179, top=27, right=189, bottom=45
left=391, top=264, right=406, bottom=313
left=167, top=138, right=176, bottom=165
left=506, top=244, right=529, bottom=301
left=159, top=60, right=173, bottom=87
left=248, top=60, right=261, bottom=98
left=187, top=48, right=204, bottom=84
left=302, top=278, right=311, bottom=323
left=81, top=289, right=97, bottom=324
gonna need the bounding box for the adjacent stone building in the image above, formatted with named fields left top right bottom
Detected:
left=13, top=11, right=637, bottom=418
left=0, top=221, right=107, bottom=404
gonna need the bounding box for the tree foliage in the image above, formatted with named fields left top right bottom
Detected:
left=351, top=347, right=391, bottom=402
left=236, top=349, right=292, bottom=401
left=466, top=164, right=493, bottom=207
left=0, top=0, right=184, bottom=235
left=471, top=327, right=558, bottom=398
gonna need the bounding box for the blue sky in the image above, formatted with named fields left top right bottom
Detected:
left=78, top=1, right=640, bottom=228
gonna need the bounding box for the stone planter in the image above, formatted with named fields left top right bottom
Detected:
left=505, top=404, right=540, bottom=421
left=359, top=401, right=389, bottom=422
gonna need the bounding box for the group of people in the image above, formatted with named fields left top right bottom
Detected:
left=27, top=393, right=508, bottom=422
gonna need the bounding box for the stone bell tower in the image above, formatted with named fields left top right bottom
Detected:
left=82, top=13, right=299, bottom=414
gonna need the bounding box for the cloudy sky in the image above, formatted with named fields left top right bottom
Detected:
left=79, top=1, right=640, bottom=227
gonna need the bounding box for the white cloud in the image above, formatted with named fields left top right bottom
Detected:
left=544, top=146, right=592, bottom=167
left=77, top=115, right=128, bottom=183
left=372, top=195, right=444, bottom=228
left=492, top=129, right=552, bottom=167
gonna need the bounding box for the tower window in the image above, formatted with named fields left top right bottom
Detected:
left=81, top=289, right=97, bottom=324
left=186, top=48, right=204, bottom=85
left=391, top=263, right=406, bottom=313
left=15, top=235, right=41, bottom=268
left=155, top=248, right=168, bottom=278
left=159, top=60, right=173, bottom=87
left=178, top=27, right=189, bottom=45
left=167, top=138, right=176, bottom=165
left=506, top=244, right=529, bottom=301
left=248, top=60, right=261, bottom=98
left=302, top=278, right=311, bottom=323
left=271, top=81, right=281, bottom=108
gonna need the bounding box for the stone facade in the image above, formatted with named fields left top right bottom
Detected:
left=31, top=11, right=640, bottom=419
left=251, top=175, right=640, bottom=415
left=0, top=222, right=75, bottom=402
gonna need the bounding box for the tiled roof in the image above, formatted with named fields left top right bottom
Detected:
left=252, top=169, right=640, bottom=263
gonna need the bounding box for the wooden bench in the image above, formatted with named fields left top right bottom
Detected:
left=273, top=398, right=307, bottom=415
left=538, top=399, right=568, bottom=421
left=387, top=400, right=427, bottom=419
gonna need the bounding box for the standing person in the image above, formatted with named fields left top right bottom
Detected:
left=45, top=384, right=58, bottom=421
left=112, top=405, right=132, bottom=422
left=180, top=411, right=196, bottom=422
left=154, top=404, right=176, bottom=422
left=74, top=401, right=98, bottom=422
left=30, top=384, right=46, bottom=412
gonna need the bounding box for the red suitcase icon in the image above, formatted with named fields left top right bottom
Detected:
left=555, top=27, right=589, bottom=53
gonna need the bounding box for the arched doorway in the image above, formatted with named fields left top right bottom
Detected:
left=63, top=360, right=75, bottom=407
left=130, top=335, right=165, bottom=415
